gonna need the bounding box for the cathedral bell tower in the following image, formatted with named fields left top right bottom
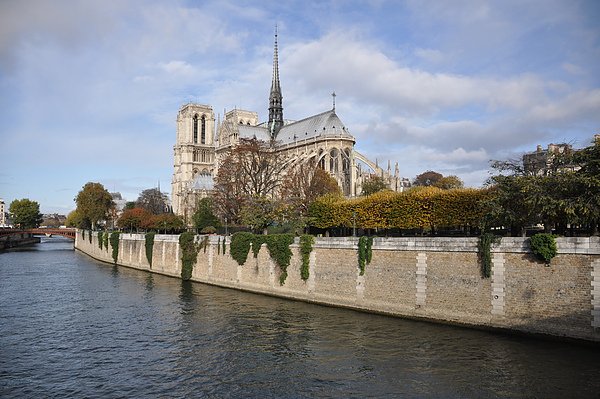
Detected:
left=268, top=26, right=284, bottom=139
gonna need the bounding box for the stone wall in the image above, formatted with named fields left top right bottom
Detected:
left=75, top=232, right=600, bottom=342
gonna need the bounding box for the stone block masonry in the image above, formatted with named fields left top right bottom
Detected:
left=75, top=233, right=600, bottom=343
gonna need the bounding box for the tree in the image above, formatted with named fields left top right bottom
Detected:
left=433, top=175, right=464, bottom=190
left=240, top=196, right=280, bottom=234
left=486, top=157, right=578, bottom=235
left=572, top=139, right=600, bottom=234
left=75, top=182, right=114, bottom=230
left=192, top=197, right=220, bottom=232
left=124, top=201, right=136, bottom=210
left=281, top=164, right=341, bottom=219
left=65, top=209, right=91, bottom=229
left=136, top=188, right=169, bottom=215
left=414, top=171, right=443, bottom=186
left=117, top=208, right=152, bottom=232
left=9, top=198, right=43, bottom=229
left=361, top=175, right=388, bottom=196
left=146, top=213, right=185, bottom=234
left=214, top=138, right=288, bottom=224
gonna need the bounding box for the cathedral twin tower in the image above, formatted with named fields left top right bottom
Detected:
left=171, top=30, right=405, bottom=221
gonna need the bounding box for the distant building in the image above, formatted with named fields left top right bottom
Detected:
left=110, top=192, right=128, bottom=215
left=171, top=31, right=406, bottom=218
left=0, top=198, right=6, bottom=227
left=41, top=214, right=67, bottom=228
left=523, top=135, right=599, bottom=176
left=523, top=143, right=577, bottom=176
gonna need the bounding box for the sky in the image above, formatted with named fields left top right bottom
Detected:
left=1, top=0, right=599, bottom=214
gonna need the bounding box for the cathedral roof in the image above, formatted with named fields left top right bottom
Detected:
left=276, top=109, right=354, bottom=145
left=233, top=109, right=354, bottom=147
left=238, top=124, right=271, bottom=142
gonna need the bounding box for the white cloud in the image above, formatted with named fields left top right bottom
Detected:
left=159, top=60, right=195, bottom=76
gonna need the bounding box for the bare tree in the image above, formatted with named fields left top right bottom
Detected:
left=136, top=188, right=169, bottom=215
left=214, top=138, right=288, bottom=224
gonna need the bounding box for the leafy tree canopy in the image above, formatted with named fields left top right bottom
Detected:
left=414, top=170, right=443, bottom=186
left=433, top=175, right=464, bottom=190
left=361, top=175, right=388, bottom=196
left=75, top=182, right=114, bottom=230
left=9, top=198, right=43, bottom=229
left=147, top=213, right=185, bottom=234
left=192, top=197, right=220, bottom=231
left=117, top=207, right=152, bottom=232
left=66, top=209, right=91, bottom=229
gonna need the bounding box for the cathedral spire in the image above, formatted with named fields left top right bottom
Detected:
left=268, top=25, right=283, bottom=138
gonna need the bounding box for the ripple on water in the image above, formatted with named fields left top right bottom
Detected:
left=1, top=239, right=600, bottom=398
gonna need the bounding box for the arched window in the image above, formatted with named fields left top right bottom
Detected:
left=193, top=114, right=198, bottom=143
left=330, top=149, right=339, bottom=173
left=201, top=115, right=206, bottom=144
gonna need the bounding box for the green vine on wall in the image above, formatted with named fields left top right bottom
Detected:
left=98, top=231, right=104, bottom=249
left=179, top=232, right=199, bottom=280
left=145, top=232, right=155, bottom=267
left=230, top=232, right=254, bottom=265
left=88, top=230, right=93, bottom=244
left=229, top=233, right=295, bottom=285
left=299, top=235, right=314, bottom=281
left=357, top=236, right=374, bottom=276
left=478, top=233, right=501, bottom=278
left=217, top=237, right=221, bottom=255
left=529, top=233, right=557, bottom=264
left=222, top=237, right=226, bottom=255
left=103, top=231, right=109, bottom=251
left=200, top=235, right=209, bottom=253
left=264, top=234, right=294, bottom=285
left=109, top=232, right=120, bottom=264
left=82, top=230, right=85, bottom=241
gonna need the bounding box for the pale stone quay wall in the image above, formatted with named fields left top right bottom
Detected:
left=75, top=231, right=600, bottom=342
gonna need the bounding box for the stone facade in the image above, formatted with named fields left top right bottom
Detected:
left=76, top=232, right=600, bottom=342
left=171, top=33, right=409, bottom=219
left=0, top=198, right=5, bottom=227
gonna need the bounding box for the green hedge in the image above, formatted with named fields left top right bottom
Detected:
left=309, top=188, right=491, bottom=230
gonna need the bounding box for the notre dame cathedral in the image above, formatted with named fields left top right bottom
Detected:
left=171, top=31, right=409, bottom=220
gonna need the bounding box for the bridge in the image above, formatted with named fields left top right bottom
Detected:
left=0, top=228, right=77, bottom=240
left=28, top=228, right=76, bottom=239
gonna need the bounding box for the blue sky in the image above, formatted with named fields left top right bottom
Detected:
left=1, top=0, right=599, bottom=214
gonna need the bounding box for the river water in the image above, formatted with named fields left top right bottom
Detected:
left=1, top=238, right=599, bottom=398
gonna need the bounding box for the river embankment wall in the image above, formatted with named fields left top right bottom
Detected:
left=0, top=232, right=40, bottom=250
left=75, top=231, right=600, bottom=342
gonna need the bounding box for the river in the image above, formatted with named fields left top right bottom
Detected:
left=1, top=237, right=599, bottom=398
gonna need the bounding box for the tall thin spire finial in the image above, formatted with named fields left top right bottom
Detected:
left=332, top=91, right=336, bottom=111
left=268, top=24, right=283, bottom=138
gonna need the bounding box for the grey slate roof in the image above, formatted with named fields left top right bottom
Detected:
left=234, top=109, right=355, bottom=147
left=276, top=109, right=353, bottom=145
left=238, top=125, right=271, bottom=142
